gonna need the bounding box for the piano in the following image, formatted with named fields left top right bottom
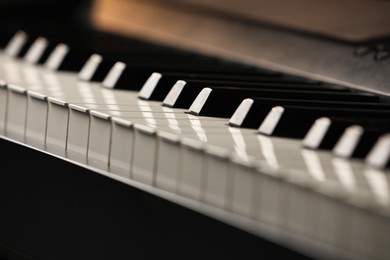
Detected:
left=0, top=0, right=389, bottom=259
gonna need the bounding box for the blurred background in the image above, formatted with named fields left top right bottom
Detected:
left=1, top=0, right=390, bottom=43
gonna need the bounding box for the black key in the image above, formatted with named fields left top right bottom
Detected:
left=141, top=76, right=345, bottom=101
left=258, top=106, right=390, bottom=139
left=177, top=79, right=336, bottom=89
left=77, top=38, right=274, bottom=75
left=11, top=31, right=54, bottom=60
left=365, top=134, right=390, bottom=169
left=5, top=31, right=55, bottom=64
left=78, top=54, right=117, bottom=82
left=15, top=35, right=35, bottom=59
left=3, top=30, right=29, bottom=58
left=101, top=62, right=156, bottom=90
left=187, top=87, right=380, bottom=118
left=333, top=127, right=387, bottom=159
left=34, top=40, right=57, bottom=65
left=163, top=81, right=344, bottom=109
left=162, top=80, right=201, bottom=108
left=43, top=44, right=92, bottom=72
left=102, top=64, right=293, bottom=92
left=40, top=29, right=277, bottom=78
left=0, top=30, right=24, bottom=49
left=302, top=117, right=390, bottom=150
left=22, top=36, right=59, bottom=65
left=229, top=97, right=390, bottom=129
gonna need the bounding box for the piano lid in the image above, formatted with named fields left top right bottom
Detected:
left=90, top=0, right=390, bottom=96
left=154, top=0, right=390, bottom=43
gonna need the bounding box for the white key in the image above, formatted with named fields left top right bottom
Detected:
left=349, top=206, right=389, bottom=260
left=258, top=106, right=284, bottom=135
left=366, top=134, right=390, bottom=169
left=333, top=125, right=364, bottom=158
left=5, top=84, right=28, bottom=141
left=229, top=155, right=256, bottom=217
left=24, top=37, right=48, bottom=64
left=4, top=30, right=27, bottom=57
left=110, top=117, right=134, bottom=178
left=45, top=43, right=69, bottom=71
left=78, top=54, right=102, bottom=81
left=1, top=51, right=390, bottom=260
left=203, top=145, right=231, bottom=208
left=0, top=80, right=8, bottom=134
left=88, top=110, right=112, bottom=169
left=132, top=124, right=158, bottom=186
left=138, top=72, right=162, bottom=99
left=177, top=137, right=206, bottom=200
left=229, top=98, right=253, bottom=127
left=302, top=117, right=332, bottom=149
left=25, top=91, right=48, bottom=148
left=46, top=97, right=69, bottom=155
left=67, top=104, right=90, bottom=162
left=155, top=131, right=181, bottom=193
left=256, top=167, right=284, bottom=227
left=162, top=80, right=186, bottom=107
left=102, top=61, right=126, bottom=88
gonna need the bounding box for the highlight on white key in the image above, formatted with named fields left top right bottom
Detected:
left=4, top=30, right=28, bottom=58
left=229, top=98, right=254, bottom=127
left=188, top=87, right=212, bottom=115
left=138, top=72, right=162, bottom=99
left=258, top=106, right=284, bottom=135
left=332, top=125, right=363, bottom=158
left=365, top=133, right=390, bottom=169
left=162, top=80, right=186, bottom=107
left=78, top=53, right=103, bottom=81
left=302, top=117, right=331, bottom=149
left=102, top=61, right=126, bottom=88
left=24, top=37, right=48, bottom=64
left=45, top=43, right=69, bottom=71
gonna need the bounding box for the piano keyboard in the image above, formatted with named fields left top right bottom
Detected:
left=0, top=29, right=389, bottom=260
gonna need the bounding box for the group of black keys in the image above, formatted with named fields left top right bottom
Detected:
left=1, top=26, right=389, bottom=169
